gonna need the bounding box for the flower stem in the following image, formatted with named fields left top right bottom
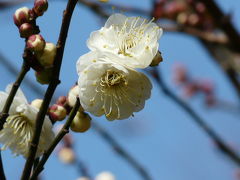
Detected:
left=30, top=98, right=80, bottom=179
left=21, top=1, right=78, bottom=179
left=0, top=60, right=30, bottom=130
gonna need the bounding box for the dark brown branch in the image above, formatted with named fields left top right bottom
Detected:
left=21, top=0, right=78, bottom=179
left=197, top=0, right=240, bottom=52
left=30, top=98, right=80, bottom=179
left=161, top=24, right=228, bottom=44
left=92, top=122, right=152, bottom=180
left=151, top=68, right=240, bottom=166
left=0, top=60, right=30, bottom=130
left=0, top=52, right=44, bottom=97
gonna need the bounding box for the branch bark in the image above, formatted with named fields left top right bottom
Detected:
left=21, top=0, right=78, bottom=179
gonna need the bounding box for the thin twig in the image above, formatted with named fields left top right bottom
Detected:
left=151, top=68, right=240, bottom=166
left=92, top=122, right=152, bottom=180
left=0, top=52, right=44, bottom=97
left=21, top=0, right=78, bottom=179
left=0, top=60, right=30, bottom=130
left=197, top=0, right=240, bottom=52
left=30, top=98, right=80, bottom=179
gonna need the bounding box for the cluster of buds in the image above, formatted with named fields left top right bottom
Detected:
left=13, top=0, right=57, bottom=85
left=153, top=0, right=214, bottom=30
left=172, top=63, right=216, bottom=106
left=13, top=0, right=48, bottom=38
left=48, top=85, right=91, bottom=133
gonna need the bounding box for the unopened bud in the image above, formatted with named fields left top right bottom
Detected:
left=177, top=13, right=188, bottom=24
left=56, top=96, right=67, bottom=106
left=70, top=111, right=91, bottom=133
left=150, top=51, right=163, bottom=67
left=49, top=104, right=67, bottom=121
left=188, top=13, right=200, bottom=26
left=27, top=34, right=45, bottom=52
left=35, top=67, right=53, bottom=84
left=67, top=85, right=79, bottom=107
left=19, top=23, right=35, bottom=38
left=31, top=99, right=43, bottom=109
left=37, top=43, right=56, bottom=67
left=13, top=7, right=31, bottom=27
left=58, top=147, right=75, bottom=164
left=95, top=172, right=115, bottom=180
left=33, top=0, right=48, bottom=16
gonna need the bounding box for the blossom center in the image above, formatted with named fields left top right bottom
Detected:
left=100, top=70, right=126, bottom=87
left=115, top=17, right=155, bottom=57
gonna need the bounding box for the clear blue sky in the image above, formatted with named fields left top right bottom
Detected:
left=0, top=0, right=240, bottom=179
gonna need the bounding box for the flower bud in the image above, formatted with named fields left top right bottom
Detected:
left=13, top=7, right=31, bottom=27
left=31, top=99, right=43, bottom=109
left=37, top=43, right=56, bottom=67
left=56, top=96, right=67, bottom=106
left=70, top=111, right=91, bottom=133
left=27, top=34, right=46, bottom=52
left=19, top=23, right=35, bottom=38
left=33, top=0, right=48, bottom=16
left=35, top=67, right=53, bottom=84
left=67, top=85, right=79, bottom=107
left=49, top=104, right=67, bottom=121
left=58, top=147, right=75, bottom=164
left=95, top=172, right=115, bottom=180
left=150, top=51, right=163, bottom=67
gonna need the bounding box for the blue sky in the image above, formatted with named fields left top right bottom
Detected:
left=0, top=0, right=240, bottom=179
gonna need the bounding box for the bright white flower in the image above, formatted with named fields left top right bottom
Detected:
left=77, top=52, right=152, bottom=120
left=0, top=85, right=55, bottom=158
left=87, top=13, right=162, bottom=69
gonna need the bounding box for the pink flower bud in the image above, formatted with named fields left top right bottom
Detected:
left=13, top=7, right=31, bottom=27
left=172, top=64, right=188, bottom=85
left=31, top=99, right=43, bottom=109
left=56, top=96, right=67, bottom=106
left=70, top=111, right=91, bottom=133
left=49, top=104, right=67, bottom=121
left=35, top=67, right=53, bottom=84
left=19, top=23, right=35, bottom=38
left=33, top=0, right=48, bottom=16
left=27, top=34, right=46, bottom=52
left=183, top=83, right=199, bottom=97
left=67, top=85, right=79, bottom=107
left=37, top=43, right=56, bottom=67
left=188, top=13, right=200, bottom=26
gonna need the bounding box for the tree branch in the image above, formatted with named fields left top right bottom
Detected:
left=21, top=0, right=78, bottom=179
left=151, top=68, right=240, bottom=166
left=197, top=0, right=240, bottom=52
left=30, top=98, right=80, bottom=179
left=0, top=60, right=30, bottom=130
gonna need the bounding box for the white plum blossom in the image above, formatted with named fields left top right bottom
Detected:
left=77, top=52, right=152, bottom=120
left=0, top=85, right=55, bottom=158
left=87, top=13, right=162, bottom=69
